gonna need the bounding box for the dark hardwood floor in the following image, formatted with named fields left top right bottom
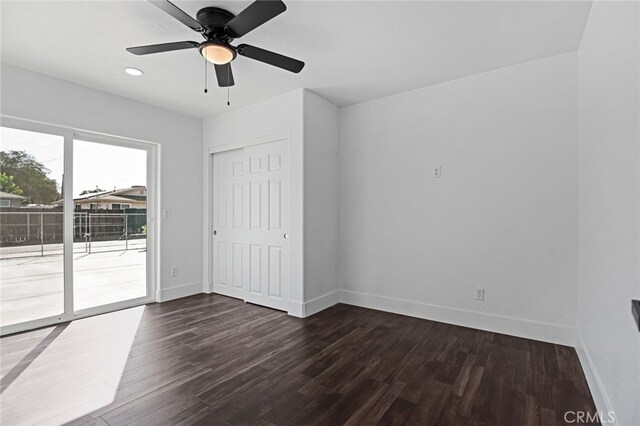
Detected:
left=1, top=294, right=598, bottom=425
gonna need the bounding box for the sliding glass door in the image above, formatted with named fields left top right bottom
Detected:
left=0, top=127, right=66, bottom=328
left=72, top=139, right=148, bottom=311
left=0, top=121, right=156, bottom=335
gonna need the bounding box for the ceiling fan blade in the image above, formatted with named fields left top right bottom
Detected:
left=226, top=0, right=286, bottom=38
left=236, top=44, right=304, bottom=73
left=148, top=0, right=203, bottom=32
left=126, top=41, right=199, bottom=55
left=214, top=63, right=235, bottom=87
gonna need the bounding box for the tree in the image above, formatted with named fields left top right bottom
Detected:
left=0, top=150, right=60, bottom=204
left=0, top=172, right=23, bottom=195
left=79, top=187, right=106, bottom=196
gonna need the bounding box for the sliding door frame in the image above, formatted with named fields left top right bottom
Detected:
left=0, top=116, right=159, bottom=336
left=0, top=118, right=74, bottom=335
left=71, top=132, right=158, bottom=318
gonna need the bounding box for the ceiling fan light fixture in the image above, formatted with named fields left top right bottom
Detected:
left=127, top=0, right=304, bottom=88
left=200, top=42, right=236, bottom=65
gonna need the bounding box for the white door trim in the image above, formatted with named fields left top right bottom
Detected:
left=207, top=130, right=289, bottom=154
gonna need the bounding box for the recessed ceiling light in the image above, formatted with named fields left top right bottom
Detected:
left=124, top=67, right=144, bottom=77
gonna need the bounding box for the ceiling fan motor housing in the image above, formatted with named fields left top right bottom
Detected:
left=196, top=7, right=235, bottom=40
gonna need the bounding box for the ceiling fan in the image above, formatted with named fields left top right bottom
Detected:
left=126, top=0, right=305, bottom=88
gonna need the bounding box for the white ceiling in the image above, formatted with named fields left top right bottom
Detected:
left=1, top=1, right=591, bottom=118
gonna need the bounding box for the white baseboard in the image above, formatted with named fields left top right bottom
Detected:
left=172, top=284, right=573, bottom=346
left=173, top=284, right=578, bottom=349
left=302, top=290, right=340, bottom=317
left=157, top=281, right=202, bottom=302
left=574, top=329, right=617, bottom=425
left=338, top=289, right=576, bottom=346
left=288, top=301, right=304, bottom=318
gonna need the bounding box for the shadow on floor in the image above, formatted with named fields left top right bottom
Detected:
left=0, top=322, right=69, bottom=393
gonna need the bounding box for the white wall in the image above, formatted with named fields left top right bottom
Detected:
left=201, top=89, right=339, bottom=315
left=577, top=2, right=640, bottom=425
left=201, top=90, right=305, bottom=313
left=1, top=64, right=203, bottom=300
left=302, top=91, right=339, bottom=312
left=338, top=52, right=579, bottom=344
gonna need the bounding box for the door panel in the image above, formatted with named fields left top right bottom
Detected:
left=72, top=139, right=148, bottom=312
left=249, top=244, right=262, bottom=294
left=212, top=140, right=289, bottom=311
left=212, top=148, right=246, bottom=300
left=0, top=127, right=65, bottom=329
left=216, top=241, right=229, bottom=287
left=269, top=181, right=282, bottom=229
left=268, top=246, right=282, bottom=297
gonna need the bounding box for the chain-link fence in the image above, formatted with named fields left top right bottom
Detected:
left=0, top=211, right=147, bottom=259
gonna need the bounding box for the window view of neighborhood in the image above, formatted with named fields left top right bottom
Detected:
left=0, top=127, right=148, bottom=327
left=1, top=128, right=65, bottom=326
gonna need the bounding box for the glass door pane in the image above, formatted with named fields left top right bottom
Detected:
left=0, top=126, right=65, bottom=327
left=72, top=140, right=148, bottom=311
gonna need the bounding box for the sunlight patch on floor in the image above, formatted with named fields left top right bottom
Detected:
left=0, top=306, right=144, bottom=425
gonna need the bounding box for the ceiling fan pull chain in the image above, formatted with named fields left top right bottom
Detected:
left=204, top=58, right=208, bottom=94
left=227, top=66, right=231, bottom=106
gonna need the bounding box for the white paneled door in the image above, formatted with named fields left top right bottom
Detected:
left=212, top=140, right=290, bottom=311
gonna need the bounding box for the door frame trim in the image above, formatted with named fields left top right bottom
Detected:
left=207, top=130, right=289, bottom=155
left=203, top=130, right=291, bottom=311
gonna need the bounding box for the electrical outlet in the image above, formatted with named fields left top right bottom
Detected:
left=162, top=209, right=171, bottom=219
left=170, top=266, right=178, bottom=277
left=475, top=287, right=485, bottom=301
left=433, top=166, right=442, bottom=179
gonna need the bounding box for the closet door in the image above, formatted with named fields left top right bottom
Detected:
left=244, top=140, right=290, bottom=311
left=212, top=148, right=248, bottom=301
left=212, top=140, right=290, bottom=311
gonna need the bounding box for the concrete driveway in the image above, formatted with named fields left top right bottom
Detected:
left=0, top=247, right=146, bottom=327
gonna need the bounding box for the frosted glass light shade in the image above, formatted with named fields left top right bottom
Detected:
left=200, top=43, right=235, bottom=65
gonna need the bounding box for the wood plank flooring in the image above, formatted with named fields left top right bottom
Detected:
left=1, top=294, right=599, bottom=425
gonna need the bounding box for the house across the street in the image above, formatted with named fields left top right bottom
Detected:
left=52, top=185, right=147, bottom=210
left=0, top=191, right=27, bottom=208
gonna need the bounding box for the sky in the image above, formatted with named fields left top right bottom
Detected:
left=1, top=127, right=146, bottom=199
